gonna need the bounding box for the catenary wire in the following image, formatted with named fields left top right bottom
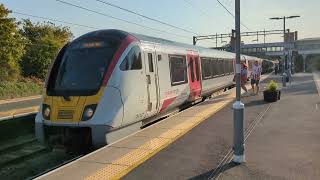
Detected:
left=95, top=0, right=198, bottom=35
left=12, top=11, right=99, bottom=30
left=216, top=0, right=250, bottom=30
left=55, top=0, right=191, bottom=40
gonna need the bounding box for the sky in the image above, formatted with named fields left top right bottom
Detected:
left=1, top=0, right=319, bottom=47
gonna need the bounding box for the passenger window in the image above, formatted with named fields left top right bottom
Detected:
left=201, top=58, right=212, bottom=79
left=148, top=53, right=154, bottom=72
left=230, top=60, right=234, bottom=74
left=212, top=59, right=219, bottom=77
left=225, top=61, right=230, bottom=74
left=169, top=55, right=188, bottom=86
left=120, top=46, right=142, bottom=71
left=219, top=60, right=224, bottom=75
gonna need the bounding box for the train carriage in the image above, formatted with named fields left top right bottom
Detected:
left=35, top=29, right=272, bottom=148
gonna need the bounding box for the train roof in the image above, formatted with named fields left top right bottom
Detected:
left=79, top=29, right=265, bottom=61
left=131, top=31, right=261, bottom=61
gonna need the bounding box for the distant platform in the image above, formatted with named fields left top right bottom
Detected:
left=0, top=96, right=41, bottom=121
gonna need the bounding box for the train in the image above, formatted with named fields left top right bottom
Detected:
left=35, top=29, right=274, bottom=148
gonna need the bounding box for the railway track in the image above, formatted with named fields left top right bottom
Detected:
left=0, top=116, right=79, bottom=180
left=0, top=135, right=48, bottom=167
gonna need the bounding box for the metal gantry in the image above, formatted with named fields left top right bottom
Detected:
left=269, top=16, right=301, bottom=80
left=193, top=29, right=284, bottom=47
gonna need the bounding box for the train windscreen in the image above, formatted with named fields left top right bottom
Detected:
left=50, top=36, right=120, bottom=96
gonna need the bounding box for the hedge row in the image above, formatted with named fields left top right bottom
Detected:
left=0, top=80, right=43, bottom=100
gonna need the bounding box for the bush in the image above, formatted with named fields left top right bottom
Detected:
left=0, top=4, right=26, bottom=81
left=20, top=19, right=72, bottom=80
left=267, top=80, right=278, bottom=92
left=0, top=79, right=43, bottom=100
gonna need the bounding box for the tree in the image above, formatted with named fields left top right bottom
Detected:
left=20, top=19, right=73, bottom=79
left=0, top=4, right=26, bottom=81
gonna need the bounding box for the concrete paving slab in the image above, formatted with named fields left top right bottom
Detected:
left=154, top=116, right=201, bottom=130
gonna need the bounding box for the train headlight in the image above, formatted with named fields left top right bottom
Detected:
left=42, top=104, right=51, bottom=120
left=82, top=104, right=97, bottom=121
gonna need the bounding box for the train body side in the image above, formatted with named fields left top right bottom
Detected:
left=35, top=29, right=273, bottom=148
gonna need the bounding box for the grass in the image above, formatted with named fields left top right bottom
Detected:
left=0, top=78, right=43, bottom=100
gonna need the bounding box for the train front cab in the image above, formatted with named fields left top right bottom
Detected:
left=35, top=30, right=136, bottom=148
left=35, top=31, right=171, bottom=148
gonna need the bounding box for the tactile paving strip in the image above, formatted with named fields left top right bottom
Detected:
left=85, top=164, right=128, bottom=180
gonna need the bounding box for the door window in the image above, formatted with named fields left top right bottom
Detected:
left=190, top=59, right=195, bottom=82
left=195, top=58, right=200, bottom=81
left=148, top=53, right=154, bottom=72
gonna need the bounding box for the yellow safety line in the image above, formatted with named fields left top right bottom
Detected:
left=0, top=106, right=39, bottom=119
left=85, top=93, right=235, bottom=180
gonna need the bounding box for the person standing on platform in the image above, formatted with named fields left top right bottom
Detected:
left=241, top=62, right=249, bottom=96
left=233, top=61, right=249, bottom=96
left=251, top=60, right=262, bottom=95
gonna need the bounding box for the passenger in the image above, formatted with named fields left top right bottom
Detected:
left=251, top=60, right=262, bottom=95
left=232, top=62, right=248, bottom=96
left=241, top=62, right=249, bottom=96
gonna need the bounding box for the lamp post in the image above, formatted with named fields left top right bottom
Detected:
left=269, top=16, right=300, bottom=76
left=233, top=0, right=245, bottom=164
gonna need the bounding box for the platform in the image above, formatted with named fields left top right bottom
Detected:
left=0, top=95, right=41, bottom=121
left=38, top=72, right=320, bottom=180
left=218, top=72, right=320, bottom=180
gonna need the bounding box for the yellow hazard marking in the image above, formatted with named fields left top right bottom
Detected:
left=85, top=93, right=235, bottom=180
left=0, top=106, right=39, bottom=119
left=47, top=87, right=105, bottom=123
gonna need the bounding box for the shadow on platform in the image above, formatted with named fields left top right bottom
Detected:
left=188, top=162, right=240, bottom=180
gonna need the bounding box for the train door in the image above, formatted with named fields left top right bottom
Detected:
left=144, top=47, right=159, bottom=117
left=187, top=53, right=202, bottom=101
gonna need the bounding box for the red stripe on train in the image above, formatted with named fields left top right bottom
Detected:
left=159, top=97, right=177, bottom=113
left=102, top=35, right=138, bottom=86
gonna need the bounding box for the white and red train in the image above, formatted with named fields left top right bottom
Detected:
left=35, top=29, right=274, bottom=148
